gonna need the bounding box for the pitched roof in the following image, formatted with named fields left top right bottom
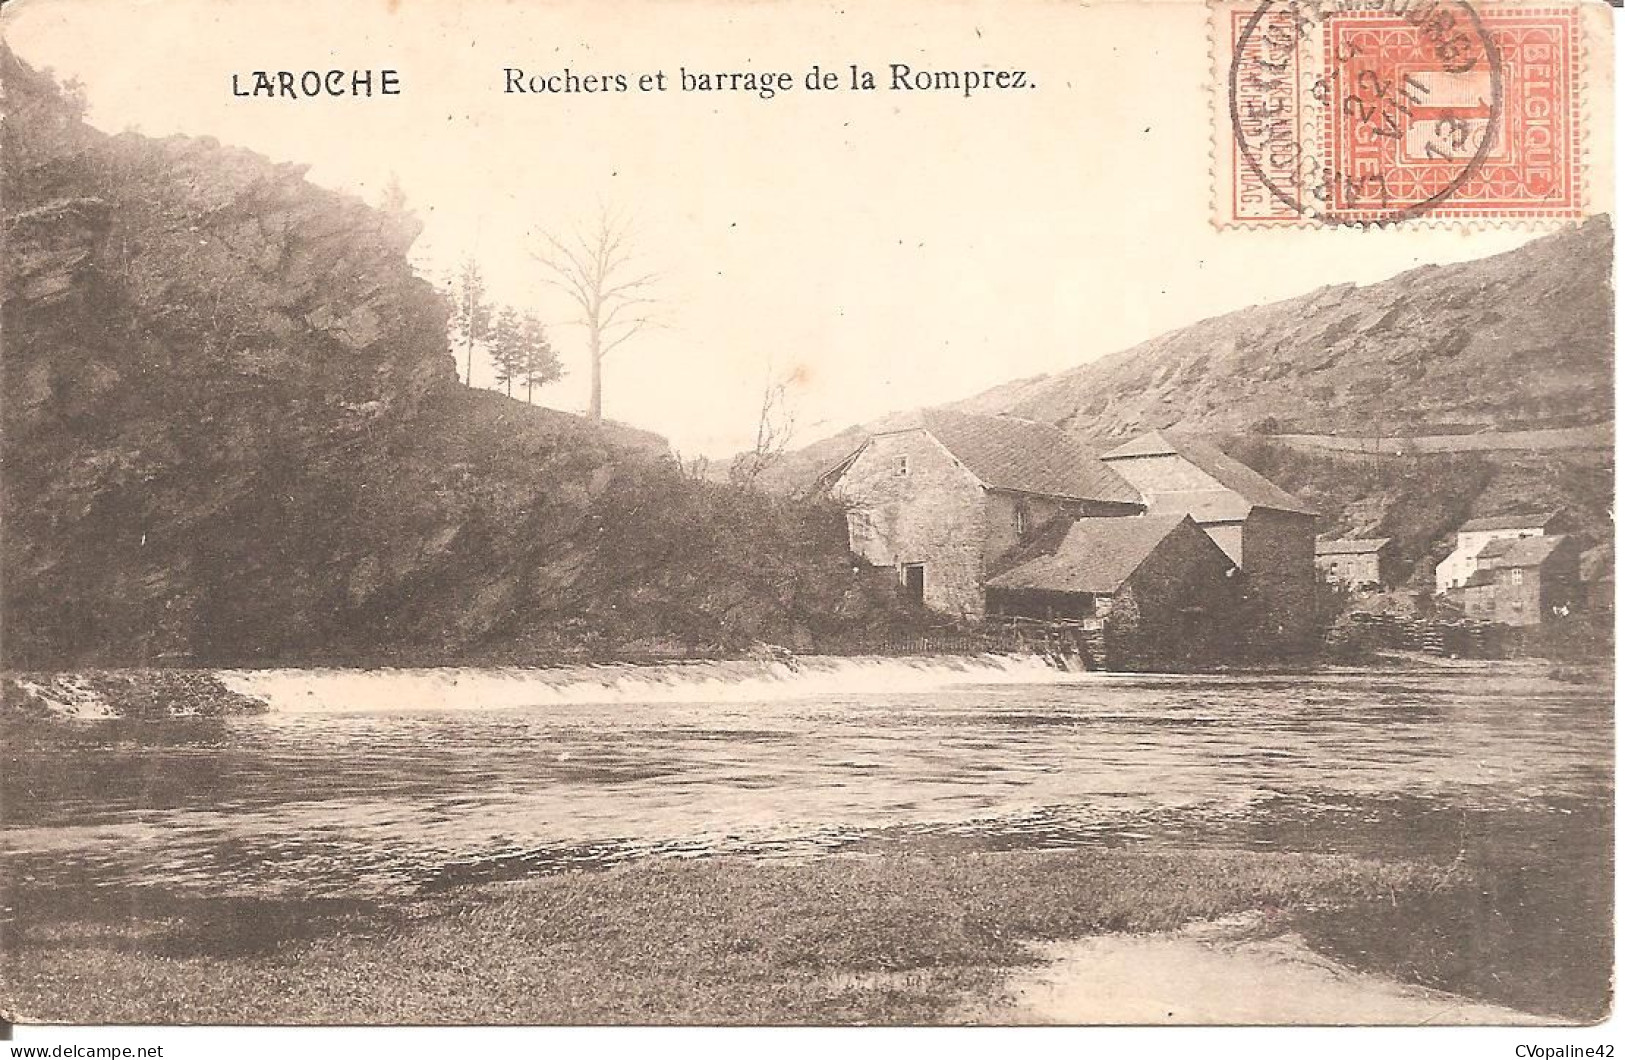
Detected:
left=1481, top=534, right=1570, bottom=569
left=1459, top=511, right=1561, bottom=532
left=1463, top=570, right=1497, bottom=588
left=1474, top=537, right=1521, bottom=562
left=1100, top=428, right=1185, bottom=461
left=985, top=514, right=1197, bottom=595
left=1316, top=537, right=1391, bottom=556
left=915, top=409, right=1142, bottom=504
left=811, top=445, right=867, bottom=491
left=1099, top=429, right=1317, bottom=517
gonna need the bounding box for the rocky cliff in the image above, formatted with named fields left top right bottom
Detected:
left=2, top=48, right=915, bottom=666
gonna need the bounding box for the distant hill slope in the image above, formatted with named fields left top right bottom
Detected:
left=765, top=220, right=1611, bottom=494
left=956, top=219, right=1613, bottom=440
left=1, top=47, right=919, bottom=667
left=761, top=220, right=1613, bottom=583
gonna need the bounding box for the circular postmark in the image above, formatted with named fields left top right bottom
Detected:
left=1228, top=0, right=1504, bottom=226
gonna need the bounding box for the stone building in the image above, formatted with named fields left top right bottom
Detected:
left=1315, top=537, right=1396, bottom=589
left=1471, top=534, right=1581, bottom=627
left=824, top=410, right=1143, bottom=618
left=825, top=414, right=1315, bottom=654
left=1098, top=430, right=1318, bottom=651
left=1434, top=511, right=1562, bottom=594
left=985, top=514, right=1242, bottom=668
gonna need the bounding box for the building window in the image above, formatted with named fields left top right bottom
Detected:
left=1510, top=568, right=1524, bottom=585
left=898, top=456, right=909, bottom=476
left=1014, top=502, right=1029, bottom=538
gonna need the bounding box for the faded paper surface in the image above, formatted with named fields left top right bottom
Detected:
left=0, top=0, right=1615, bottom=1035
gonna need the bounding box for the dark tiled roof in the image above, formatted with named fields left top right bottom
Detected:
left=919, top=410, right=1142, bottom=504
left=986, top=514, right=1197, bottom=594
left=1482, top=534, right=1570, bottom=569
left=1474, top=537, right=1521, bottom=562
left=989, top=513, right=1077, bottom=575
left=811, top=445, right=867, bottom=491
left=1099, top=429, right=1317, bottom=517
left=1099, top=430, right=1179, bottom=459
left=1460, top=511, right=1561, bottom=532
left=1463, top=570, right=1497, bottom=588
left=1316, top=537, right=1391, bottom=555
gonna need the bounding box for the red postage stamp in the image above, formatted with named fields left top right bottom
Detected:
left=1215, top=0, right=1594, bottom=226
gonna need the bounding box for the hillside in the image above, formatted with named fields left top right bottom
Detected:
left=762, top=220, right=1614, bottom=584
left=957, top=220, right=1612, bottom=440
left=1, top=48, right=922, bottom=667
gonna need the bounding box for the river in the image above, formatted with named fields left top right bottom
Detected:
left=2, top=656, right=1610, bottom=904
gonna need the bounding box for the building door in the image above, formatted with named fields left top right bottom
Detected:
left=902, top=563, right=926, bottom=604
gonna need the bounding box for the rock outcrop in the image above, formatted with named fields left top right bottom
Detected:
left=2, top=47, right=913, bottom=667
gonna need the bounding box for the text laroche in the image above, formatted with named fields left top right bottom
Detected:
left=231, top=70, right=402, bottom=98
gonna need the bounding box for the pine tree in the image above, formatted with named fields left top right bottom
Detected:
left=488, top=306, right=526, bottom=397
left=449, top=257, right=490, bottom=388
left=519, top=312, right=562, bottom=404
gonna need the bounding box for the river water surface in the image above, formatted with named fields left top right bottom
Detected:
left=2, top=656, right=1610, bottom=905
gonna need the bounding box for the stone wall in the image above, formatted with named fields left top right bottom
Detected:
left=1201, top=521, right=1246, bottom=565
left=1316, top=552, right=1382, bottom=587
left=834, top=430, right=989, bottom=619
left=1464, top=583, right=1498, bottom=620
left=1105, top=519, right=1242, bottom=669
left=1241, top=508, right=1318, bottom=653
left=1495, top=541, right=1580, bottom=627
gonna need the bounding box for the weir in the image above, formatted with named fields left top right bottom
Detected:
left=218, top=653, right=1091, bottom=714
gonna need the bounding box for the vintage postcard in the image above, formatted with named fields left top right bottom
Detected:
left=0, top=0, right=1615, bottom=1046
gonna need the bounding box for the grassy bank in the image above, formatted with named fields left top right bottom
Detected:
left=7, top=846, right=1585, bottom=1025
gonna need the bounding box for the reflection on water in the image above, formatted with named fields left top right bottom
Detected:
left=1, top=662, right=1611, bottom=905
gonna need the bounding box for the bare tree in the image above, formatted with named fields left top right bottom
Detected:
left=730, top=365, right=799, bottom=486
left=530, top=208, right=659, bottom=421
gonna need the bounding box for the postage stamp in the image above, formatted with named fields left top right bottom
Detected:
left=1214, top=0, right=1590, bottom=226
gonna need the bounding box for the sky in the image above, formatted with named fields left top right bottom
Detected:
left=2, top=0, right=1609, bottom=457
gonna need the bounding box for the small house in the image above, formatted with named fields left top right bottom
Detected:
left=1099, top=429, right=1317, bottom=651
left=824, top=410, right=1143, bottom=617
left=1315, top=537, right=1395, bottom=589
left=985, top=514, right=1242, bottom=668
left=1434, top=511, right=1562, bottom=593
left=1475, top=534, right=1581, bottom=627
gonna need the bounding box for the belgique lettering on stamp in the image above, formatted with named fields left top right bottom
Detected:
left=1214, top=0, right=1595, bottom=226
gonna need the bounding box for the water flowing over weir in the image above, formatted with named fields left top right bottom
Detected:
left=4, top=661, right=1609, bottom=907
left=218, top=653, right=1086, bottom=713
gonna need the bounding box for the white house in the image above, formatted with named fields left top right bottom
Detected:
left=1434, top=511, right=1562, bottom=593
